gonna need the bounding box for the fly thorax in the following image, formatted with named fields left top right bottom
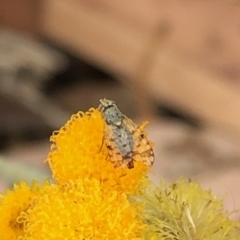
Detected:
left=103, top=106, right=123, bottom=125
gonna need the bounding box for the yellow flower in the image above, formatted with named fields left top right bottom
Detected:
left=140, top=178, right=240, bottom=239
left=0, top=102, right=154, bottom=239
left=21, top=178, right=145, bottom=240
left=46, top=108, right=149, bottom=193
left=47, top=109, right=106, bottom=182
left=0, top=180, right=50, bottom=240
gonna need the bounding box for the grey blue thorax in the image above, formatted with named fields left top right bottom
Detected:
left=99, top=100, right=135, bottom=161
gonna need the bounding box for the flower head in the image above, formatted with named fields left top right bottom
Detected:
left=140, top=178, right=240, bottom=240
left=46, top=108, right=149, bottom=193
left=0, top=180, right=50, bottom=240
left=21, top=178, right=145, bottom=240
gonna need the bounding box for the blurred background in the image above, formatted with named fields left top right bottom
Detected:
left=1, top=0, right=240, bottom=219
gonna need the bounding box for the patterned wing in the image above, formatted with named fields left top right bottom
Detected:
left=103, top=125, right=134, bottom=168
left=122, top=116, right=154, bottom=167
